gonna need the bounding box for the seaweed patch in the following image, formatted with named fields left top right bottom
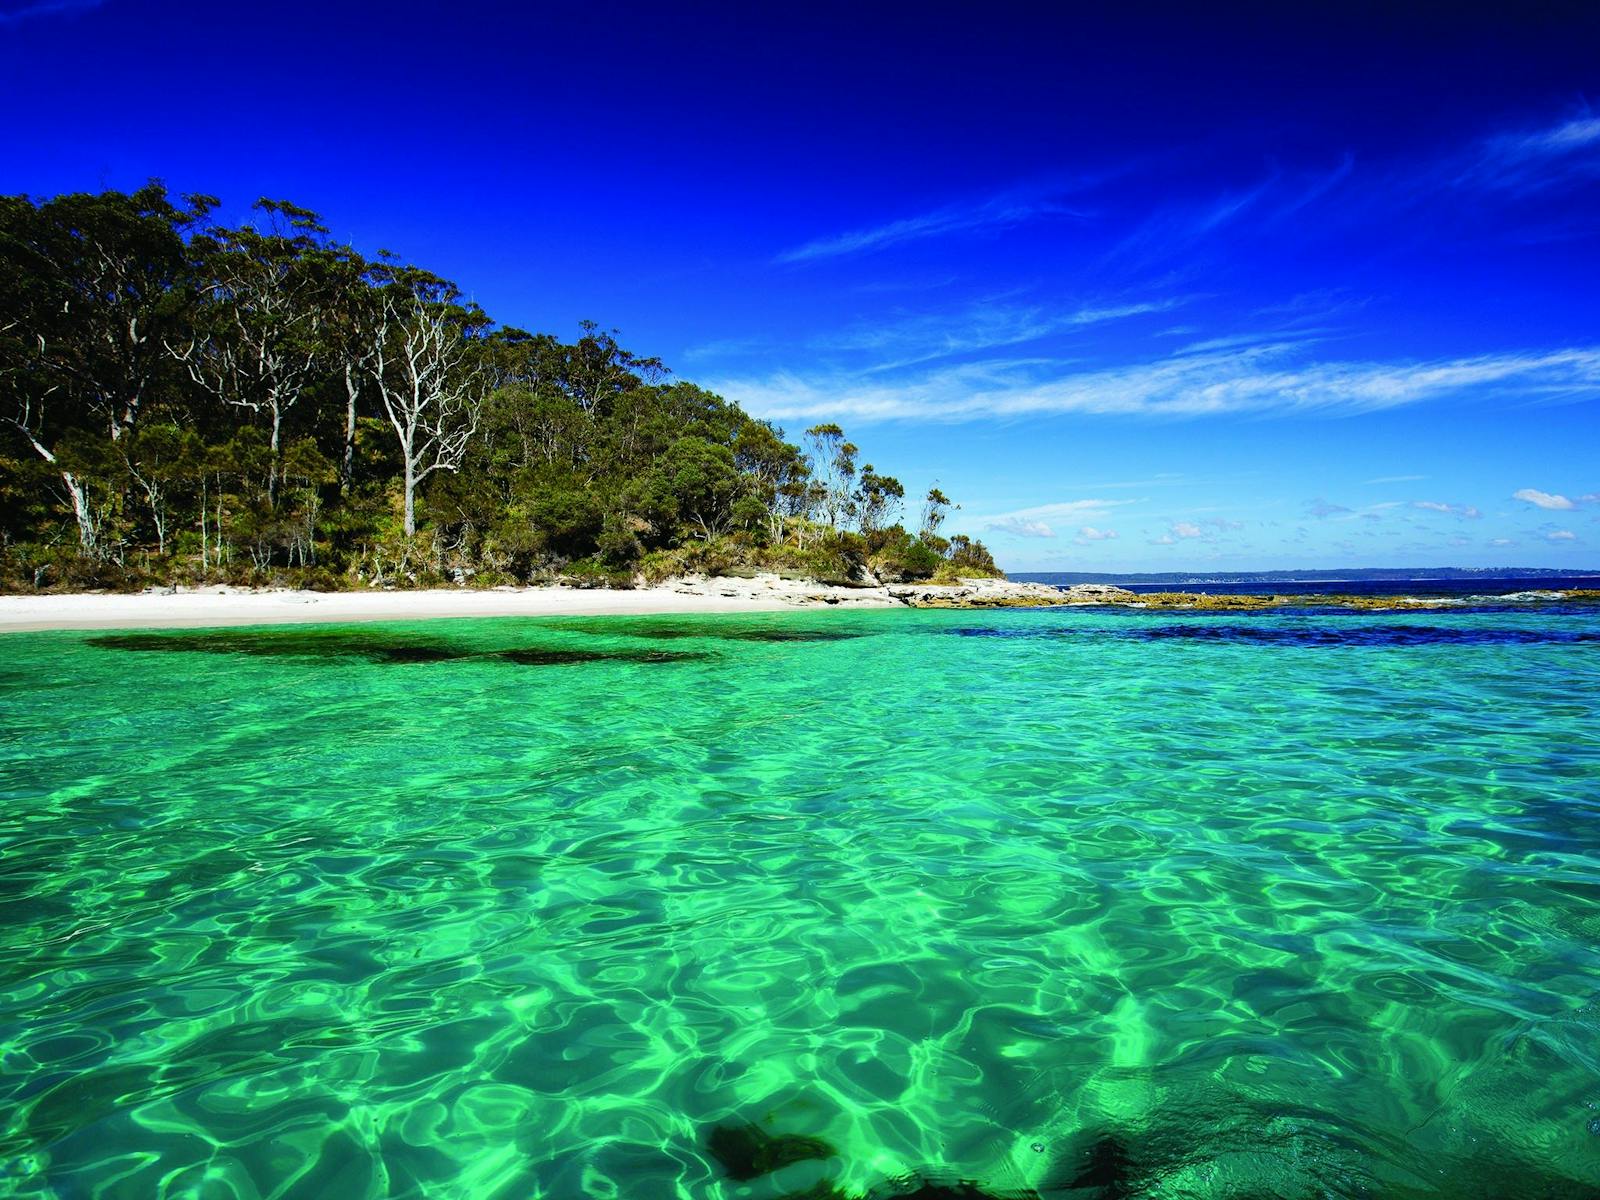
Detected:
left=89, top=631, right=709, bottom=665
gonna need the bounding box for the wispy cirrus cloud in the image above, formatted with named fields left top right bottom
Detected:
left=976, top=498, right=1137, bottom=541
left=776, top=184, right=1094, bottom=264
left=0, top=0, right=105, bottom=22
left=814, top=294, right=1190, bottom=372
left=1455, top=112, right=1600, bottom=194
left=713, top=343, right=1600, bottom=424
left=1364, top=473, right=1428, bottom=484
left=1412, top=500, right=1482, bottom=519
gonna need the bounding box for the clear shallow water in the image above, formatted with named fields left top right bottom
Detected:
left=1, top=608, right=1598, bottom=1199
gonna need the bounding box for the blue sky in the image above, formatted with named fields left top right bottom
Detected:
left=4, top=1, right=1598, bottom=571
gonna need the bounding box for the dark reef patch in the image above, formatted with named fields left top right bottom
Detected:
left=698, top=1113, right=1600, bottom=1200
left=704, top=1120, right=1046, bottom=1199
left=706, top=1122, right=837, bottom=1180
left=952, top=623, right=1598, bottom=648
left=88, top=631, right=708, bottom=666
left=1056, top=1134, right=1134, bottom=1199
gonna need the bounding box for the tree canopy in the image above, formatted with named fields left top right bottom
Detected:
left=0, top=184, right=1000, bottom=591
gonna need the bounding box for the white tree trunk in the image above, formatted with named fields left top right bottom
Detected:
left=62, top=470, right=97, bottom=556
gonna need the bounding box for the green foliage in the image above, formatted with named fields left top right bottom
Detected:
left=867, top=524, right=946, bottom=582
left=948, top=534, right=1001, bottom=576
left=0, top=184, right=1004, bottom=590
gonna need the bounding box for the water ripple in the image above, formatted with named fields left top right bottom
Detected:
left=0, top=609, right=1597, bottom=1197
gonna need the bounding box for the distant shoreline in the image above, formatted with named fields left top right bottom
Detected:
left=1013, top=569, right=1600, bottom=589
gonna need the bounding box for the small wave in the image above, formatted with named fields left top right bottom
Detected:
left=1479, top=589, right=1569, bottom=602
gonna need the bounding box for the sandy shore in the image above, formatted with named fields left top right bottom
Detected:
left=0, top=576, right=913, bottom=633
left=0, top=575, right=1090, bottom=633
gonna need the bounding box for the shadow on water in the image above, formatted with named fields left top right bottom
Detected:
left=87, top=631, right=709, bottom=666
left=705, top=1115, right=1600, bottom=1199
left=953, top=623, right=1599, bottom=648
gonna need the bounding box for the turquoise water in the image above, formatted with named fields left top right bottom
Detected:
left=1, top=607, right=1598, bottom=1199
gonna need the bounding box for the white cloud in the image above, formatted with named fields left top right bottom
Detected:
left=1364, top=474, right=1428, bottom=484
left=1075, top=526, right=1118, bottom=543
left=1412, top=500, right=1482, bottom=519
left=714, top=344, right=1600, bottom=424
left=1547, top=529, right=1578, bottom=541
left=1151, top=520, right=1206, bottom=544
left=988, top=517, right=1056, bottom=538
left=1488, top=538, right=1517, bottom=547
left=1513, top=488, right=1576, bottom=510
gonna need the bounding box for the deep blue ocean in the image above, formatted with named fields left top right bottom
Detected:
left=1010, top=572, right=1600, bottom=599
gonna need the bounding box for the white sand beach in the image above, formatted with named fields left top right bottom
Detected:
left=0, top=577, right=888, bottom=632
left=0, top=575, right=1089, bottom=633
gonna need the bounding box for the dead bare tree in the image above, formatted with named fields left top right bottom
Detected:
left=367, top=288, right=486, bottom=536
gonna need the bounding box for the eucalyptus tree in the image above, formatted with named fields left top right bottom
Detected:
left=733, top=418, right=809, bottom=541
left=919, top=486, right=952, bottom=545
left=366, top=273, right=489, bottom=535
left=564, top=320, right=666, bottom=415
left=169, top=200, right=334, bottom=507
left=0, top=184, right=209, bottom=554
left=313, top=242, right=379, bottom=493
left=853, top=465, right=904, bottom=535
left=804, top=423, right=858, bottom=530
left=659, top=436, right=743, bottom=540
left=119, top=421, right=203, bottom=556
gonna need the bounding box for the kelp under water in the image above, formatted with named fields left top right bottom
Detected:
left=88, top=629, right=711, bottom=666
left=1, top=607, right=1598, bottom=1198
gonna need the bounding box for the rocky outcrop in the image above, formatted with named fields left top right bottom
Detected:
left=886, top=578, right=1081, bottom=608
left=1058, top=583, right=1140, bottom=603
left=667, top=573, right=1093, bottom=609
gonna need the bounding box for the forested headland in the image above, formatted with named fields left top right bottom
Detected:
left=0, top=184, right=999, bottom=593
